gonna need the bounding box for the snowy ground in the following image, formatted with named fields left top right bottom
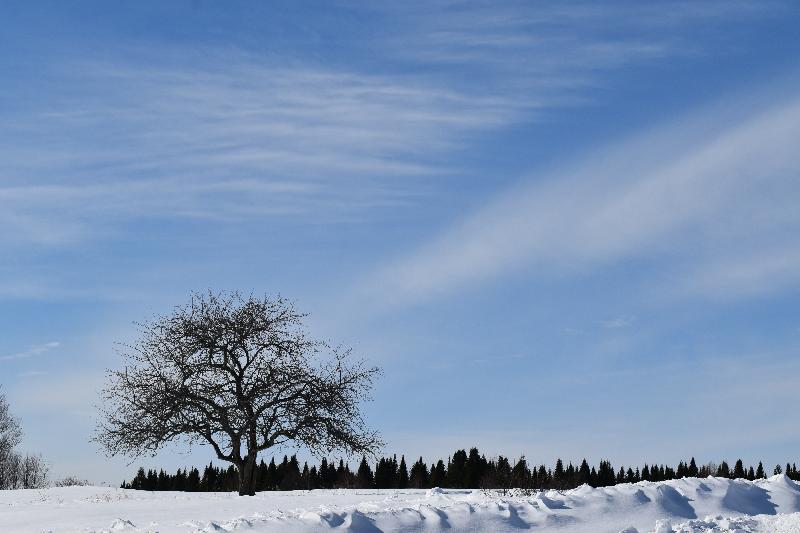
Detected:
left=3, top=475, right=800, bottom=532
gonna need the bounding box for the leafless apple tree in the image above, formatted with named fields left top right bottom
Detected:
left=95, top=292, right=382, bottom=496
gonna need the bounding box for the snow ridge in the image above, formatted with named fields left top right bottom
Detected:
left=2, top=475, right=800, bottom=532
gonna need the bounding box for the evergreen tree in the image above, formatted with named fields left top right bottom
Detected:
left=589, top=466, right=598, bottom=488
left=266, top=457, right=278, bottom=490
left=131, top=467, right=146, bottom=490
left=448, top=450, right=468, bottom=488
left=319, top=458, right=334, bottom=489
left=410, top=457, right=429, bottom=489
left=733, top=459, right=745, bottom=479
left=356, top=456, right=374, bottom=488
left=597, top=460, right=615, bottom=487
left=756, top=462, right=765, bottom=479
left=157, top=469, right=168, bottom=490
left=775, top=464, right=783, bottom=476
left=554, top=458, right=565, bottom=487
left=535, top=465, right=549, bottom=489
left=511, top=457, right=531, bottom=489
left=186, top=467, right=200, bottom=492
left=688, top=458, right=699, bottom=478
left=398, top=456, right=409, bottom=489
left=200, top=463, right=216, bottom=491
left=278, top=455, right=301, bottom=490
left=277, top=456, right=289, bottom=489
left=495, top=456, right=512, bottom=489
left=430, top=460, right=447, bottom=488
left=255, top=460, right=268, bottom=491
left=578, top=459, right=591, bottom=485
left=465, top=448, right=485, bottom=489
left=174, top=468, right=187, bottom=491
left=337, top=459, right=352, bottom=489
left=566, top=462, right=576, bottom=486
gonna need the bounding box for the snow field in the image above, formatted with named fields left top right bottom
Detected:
left=2, top=475, right=800, bottom=532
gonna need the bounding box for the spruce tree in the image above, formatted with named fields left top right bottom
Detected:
left=266, top=457, right=278, bottom=490
left=688, top=458, right=698, bottom=478
left=448, top=450, right=468, bottom=488
left=187, top=467, right=200, bottom=492
left=554, top=458, right=565, bottom=486
left=589, top=466, right=598, bottom=488
left=398, top=456, right=409, bottom=489
left=410, top=457, right=429, bottom=489
left=511, top=457, right=531, bottom=489
left=536, top=465, right=548, bottom=489
left=356, top=456, right=374, bottom=488
left=465, top=448, right=484, bottom=489
left=430, top=460, right=447, bottom=488
left=319, top=458, right=333, bottom=489
left=578, top=459, right=591, bottom=485
left=733, top=459, right=745, bottom=479
left=337, top=459, right=351, bottom=488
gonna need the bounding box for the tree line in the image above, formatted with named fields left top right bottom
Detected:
left=121, top=447, right=799, bottom=492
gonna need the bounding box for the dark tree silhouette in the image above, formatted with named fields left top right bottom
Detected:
left=95, top=292, right=382, bottom=495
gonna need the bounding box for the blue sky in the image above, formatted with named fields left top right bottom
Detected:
left=2, top=1, right=800, bottom=483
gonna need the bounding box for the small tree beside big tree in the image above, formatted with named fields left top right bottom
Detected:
left=95, top=292, right=382, bottom=496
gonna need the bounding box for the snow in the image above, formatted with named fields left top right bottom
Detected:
left=3, top=475, right=800, bottom=532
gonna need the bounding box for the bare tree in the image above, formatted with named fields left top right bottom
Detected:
left=95, top=292, right=382, bottom=496
left=0, top=388, right=48, bottom=489
left=0, top=387, right=22, bottom=460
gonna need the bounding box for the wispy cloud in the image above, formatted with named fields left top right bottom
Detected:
left=366, top=87, right=800, bottom=306
left=0, top=341, right=60, bottom=362
left=0, top=58, right=525, bottom=246
left=601, top=316, right=636, bottom=329
left=1, top=2, right=775, bottom=249
left=378, top=1, right=775, bottom=91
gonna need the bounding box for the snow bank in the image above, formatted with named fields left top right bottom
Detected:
left=2, top=475, right=800, bottom=532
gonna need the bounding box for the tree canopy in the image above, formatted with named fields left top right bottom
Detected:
left=96, top=291, right=381, bottom=495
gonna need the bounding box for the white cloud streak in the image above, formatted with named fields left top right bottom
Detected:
left=0, top=341, right=60, bottom=362
left=368, top=89, right=800, bottom=306
left=0, top=60, right=525, bottom=246
left=0, top=2, right=772, bottom=248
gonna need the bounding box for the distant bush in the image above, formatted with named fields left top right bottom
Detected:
left=54, top=476, right=89, bottom=487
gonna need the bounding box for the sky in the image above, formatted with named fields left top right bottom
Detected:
left=1, top=0, right=800, bottom=484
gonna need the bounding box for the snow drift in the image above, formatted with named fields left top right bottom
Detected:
left=2, top=475, right=800, bottom=532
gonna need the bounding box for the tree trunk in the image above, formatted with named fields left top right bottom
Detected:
left=238, top=453, right=258, bottom=496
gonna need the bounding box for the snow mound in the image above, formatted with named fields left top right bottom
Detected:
left=426, top=486, right=446, bottom=497
left=108, top=518, right=135, bottom=530
left=3, top=477, right=800, bottom=532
